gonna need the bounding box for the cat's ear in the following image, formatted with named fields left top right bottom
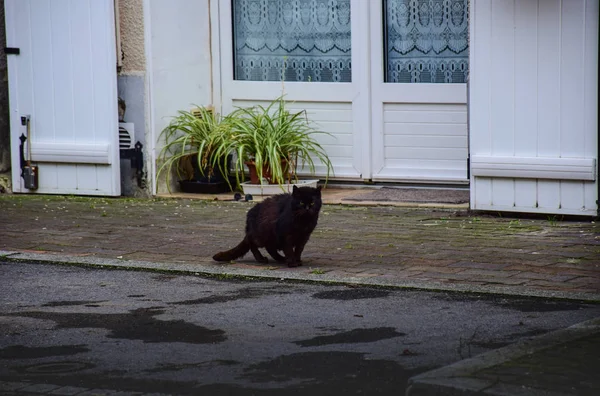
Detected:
left=316, top=185, right=322, bottom=192
left=292, top=185, right=298, bottom=194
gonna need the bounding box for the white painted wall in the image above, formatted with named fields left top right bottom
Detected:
left=469, top=0, right=598, bottom=216
left=146, top=0, right=213, bottom=193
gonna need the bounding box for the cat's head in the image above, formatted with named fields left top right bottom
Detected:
left=291, top=185, right=322, bottom=215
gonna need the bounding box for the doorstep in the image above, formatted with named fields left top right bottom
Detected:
left=155, top=184, right=470, bottom=209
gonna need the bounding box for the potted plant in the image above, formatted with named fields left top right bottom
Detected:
left=156, top=106, right=237, bottom=194
left=226, top=96, right=334, bottom=195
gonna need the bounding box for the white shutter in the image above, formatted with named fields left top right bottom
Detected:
left=5, top=0, right=120, bottom=196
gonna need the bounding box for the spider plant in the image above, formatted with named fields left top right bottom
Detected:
left=225, top=96, right=334, bottom=188
left=156, top=106, right=235, bottom=192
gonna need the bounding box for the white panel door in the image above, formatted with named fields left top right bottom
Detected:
left=218, top=0, right=370, bottom=181
left=5, top=0, right=120, bottom=196
left=369, top=0, right=469, bottom=183
left=469, top=0, right=598, bottom=216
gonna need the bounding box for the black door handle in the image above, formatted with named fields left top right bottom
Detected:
left=4, top=47, right=20, bottom=55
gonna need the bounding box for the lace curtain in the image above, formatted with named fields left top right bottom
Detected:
left=232, top=0, right=352, bottom=82
left=385, top=0, right=469, bottom=83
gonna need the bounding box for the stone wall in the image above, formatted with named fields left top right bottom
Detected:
left=117, top=0, right=150, bottom=197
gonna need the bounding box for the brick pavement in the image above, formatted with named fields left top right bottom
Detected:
left=0, top=194, right=599, bottom=301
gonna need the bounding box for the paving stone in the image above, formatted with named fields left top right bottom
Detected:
left=460, top=269, right=521, bottom=278
left=1, top=195, right=599, bottom=300
left=449, top=261, right=513, bottom=270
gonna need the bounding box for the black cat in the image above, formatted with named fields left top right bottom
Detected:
left=213, top=185, right=322, bottom=267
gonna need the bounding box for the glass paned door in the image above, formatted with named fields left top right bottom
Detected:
left=220, top=0, right=369, bottom=181
left=370, top=0, right=469, bottom=183
left=384, top=0, right=469, bottom=83
left=232, top=0, right=352, bottom=82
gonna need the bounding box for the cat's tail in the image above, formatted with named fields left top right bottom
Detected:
left=212, top=237, right=250, bottom=261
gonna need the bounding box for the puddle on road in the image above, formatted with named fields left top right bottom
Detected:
left=491, top=299, right=590, bottom=313
left=169, top=286, right=292, bottom=305
left=201, top=351, right=428, bottom=395
left=0, top=345, right=89, bottom=359
left=429, top=293, right=592, bottom=312
left=312, top=288, right=390, bottom=300
left=7, top=308, right=226, bottom=344
left=43, top=301, right=107, bottom=307
left=294, top=327, right=405, bottom=347
left=15, top=361, right=94, bottom=374
left=146, top=359, right=240, bottom=373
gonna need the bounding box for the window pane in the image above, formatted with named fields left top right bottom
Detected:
left=384, top=0, right=469, bottom=83
left=233, top=0, right=352, bottom=82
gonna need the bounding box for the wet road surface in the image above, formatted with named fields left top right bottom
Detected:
left=1, top=261, right=599, bottom=395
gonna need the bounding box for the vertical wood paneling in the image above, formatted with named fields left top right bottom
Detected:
left=560, top=181, right=585, bottom=211
left=537, top=0, right=561, bottom=157
left=536, top=0, right=562, bottom=211
left=30, top=0, right=59, bottom=190
left=490, top=180, right=514, bottom=208
left=7, top=1, right=34, bottom=191
left=70, top=0, right=95, bottom=146
left=513, top=0, right=539, bottom=209
left=489, top=0, right=516, bottom=208
left=583, top=0, right=599, bottom=211
left=490, top=0, right=515, bottom=157
left=71, top=0, right=99, bottom=192
left=89, top=0, right=117, bottom=192
left=50, top=0, right=75, bottom=142
left=30, top=0, right=56, bottom=142
left=560, top=0, right=585, bottom=158
left=6, top=0, right=120, bottom=196
left=470, top=0, right=493, bottom=205
left=471, top=0, right=597, bottom=215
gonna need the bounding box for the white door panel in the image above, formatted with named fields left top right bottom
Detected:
left=369, top=0, right=469, bottom=183
left=217, top=0, right=469, bottom=183
left=5, top=0, right=120, bottom=196
left=469, top=0, right=598, bottom=216
left=218, top=0, right=370, bottom=181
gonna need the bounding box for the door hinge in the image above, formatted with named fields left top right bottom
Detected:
left=4, top=47, right=20, bottom=55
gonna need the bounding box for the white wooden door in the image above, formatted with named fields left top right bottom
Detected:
left=217, top=0, right=370, bottom=181
left=217, top=0, right=469, bottom=184
left=369, top=1, right=469, bottom=183
left=469, top=0, right=598, bottom=216
left=5, top=0, right=120, bottom=196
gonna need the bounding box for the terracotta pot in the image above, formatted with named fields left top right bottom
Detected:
left=245, top=160, right=290, bottom=184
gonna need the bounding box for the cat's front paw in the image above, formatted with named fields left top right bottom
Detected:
left=287, top=260, right=300, bottom=268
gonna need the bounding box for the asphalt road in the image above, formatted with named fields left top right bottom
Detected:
left=1, top=261, right=599, bottom=395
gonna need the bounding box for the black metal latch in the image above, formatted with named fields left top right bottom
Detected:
left=120, top=142, right=145, bottom=188
left=4, top=47, right=20, bottom=55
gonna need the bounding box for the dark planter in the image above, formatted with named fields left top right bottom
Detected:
left=179, top=179, right=230, bottom=194
left=179, top=153, right=234, bottom=193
